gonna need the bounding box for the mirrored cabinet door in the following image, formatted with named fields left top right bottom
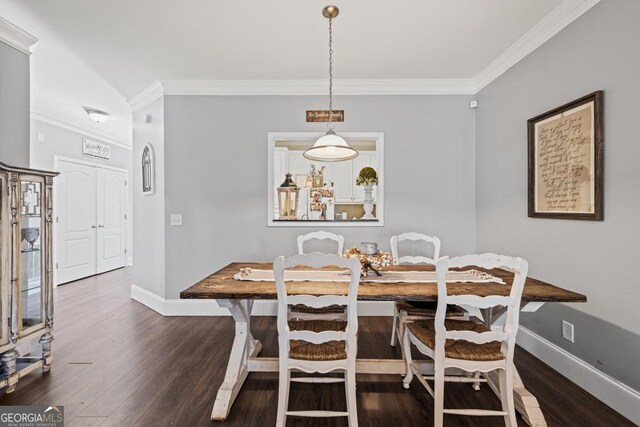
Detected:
left=0, top=174, right=6, bottom=346
left=19, top=178, right=44, bottom=333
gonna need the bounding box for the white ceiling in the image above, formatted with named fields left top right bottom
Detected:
left=11, top=0, right=565, bottom=99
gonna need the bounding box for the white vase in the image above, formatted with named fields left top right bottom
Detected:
left=361, top=184, right=375, bottom=220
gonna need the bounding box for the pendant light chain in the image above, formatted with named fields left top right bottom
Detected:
left=328, top=16, right=334, bottom=129
left=303, top=6, right=358, bottom=162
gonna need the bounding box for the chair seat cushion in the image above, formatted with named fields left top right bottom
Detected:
left=288, top=320, right=348, bottom=361
left=407, top=319, right=505, bottom=362
left=395, top=301, right=464, bottom=317
left=290, top=304, right=346, bottom=314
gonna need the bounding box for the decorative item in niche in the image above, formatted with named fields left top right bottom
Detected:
left=356, top=167, right=378, bottom=220
left=528, top=91, right=603, bottom=220
left=276, top=173, right=300, bottom=220
left=21, top=182, right=41, bottom=215
left=309, top=188, right=334, bottom=220
left=82, top=138, right=111, bottom=160
left=142, top=144, right=155, bottom=195
left=310, top=164, right=325, bottom=188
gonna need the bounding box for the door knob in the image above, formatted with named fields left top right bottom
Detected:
left=91, top=225, right=97, bottom=229
left=98, top=225, right=104, bottom=228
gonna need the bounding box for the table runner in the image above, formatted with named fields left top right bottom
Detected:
left=233, top=268, right=505, bottom=284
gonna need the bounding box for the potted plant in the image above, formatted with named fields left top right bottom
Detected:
left=356, top=167, right=378, bottom=220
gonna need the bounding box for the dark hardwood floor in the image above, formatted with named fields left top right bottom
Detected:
left=0, top=268, right=632, bottom=426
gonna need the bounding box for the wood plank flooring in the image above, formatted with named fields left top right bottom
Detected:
left=0, top=268, right=633, bottom=426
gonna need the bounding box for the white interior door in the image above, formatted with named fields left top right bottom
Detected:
left=96, top=168, right=127, bottom=273
left=56, top=161, right=97, bottom=284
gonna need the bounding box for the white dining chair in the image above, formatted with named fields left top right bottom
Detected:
left=390, top=232, right=441, bottom=266
left=291, top=231, right=347, bottom=321
left=389, top=233, right=459, bottom=352
left=274, top=253, right=361, bottom=427
left=297, top=231, right=345, bottom=255
left=402, top=254, right=528, bottom=427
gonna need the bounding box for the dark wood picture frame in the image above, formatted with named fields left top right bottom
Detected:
left=528, top=91, right=604, bottom=220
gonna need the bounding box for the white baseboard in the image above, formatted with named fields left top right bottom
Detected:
left=130, top=284, right=166, bottom=315
left=130, top=284, right=394, bottom=317
left=517, top=326, right=640, bottom=424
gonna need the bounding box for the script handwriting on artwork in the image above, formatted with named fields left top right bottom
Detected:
left=535, top=103, right=593, bottom=213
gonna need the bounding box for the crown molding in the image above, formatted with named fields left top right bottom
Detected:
left=473, top=0, right=601, bottom=92
left=0, top=16, right=38, bottom=55
left=31, top=107, right=132, bottom=150
left=128, top=78, right=476, bottom=111
left=127, top=0, right=601, bottom=111
left=128, top=80, right=164, bottom=113
left=161, top=78, right=477, bottom=96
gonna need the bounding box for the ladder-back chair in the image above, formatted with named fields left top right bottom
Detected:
left=274, top=253, right=361, bottom=426
left=402, top=254, right=528, bottom=427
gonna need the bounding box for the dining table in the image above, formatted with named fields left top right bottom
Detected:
left=180, top=262, right=587, bottom=426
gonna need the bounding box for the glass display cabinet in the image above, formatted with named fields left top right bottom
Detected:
left=0, top=160, right=57, bottom=393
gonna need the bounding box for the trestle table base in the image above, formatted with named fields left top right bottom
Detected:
left=210, top=299, right=547, bottom=426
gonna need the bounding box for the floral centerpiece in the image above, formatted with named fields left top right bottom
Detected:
left=344, top=246, right=392, bottom=278
left=355, top=167, right=378, bottom=186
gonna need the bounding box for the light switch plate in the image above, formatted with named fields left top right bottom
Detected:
left=170, top=214, right=183, bottom=226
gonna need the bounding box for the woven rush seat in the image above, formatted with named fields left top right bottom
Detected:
left=290, top=304, right=345, bottom=314
left=288, top=319, right=348, bottom=361
left=396, top=301, right=464, bottom=317
left=407, top=319, right=505, bottom=361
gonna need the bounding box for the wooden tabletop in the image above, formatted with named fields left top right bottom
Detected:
left=180, top=262, right=587, bottom=303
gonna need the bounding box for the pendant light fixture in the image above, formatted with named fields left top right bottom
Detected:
left=304, top=6, right=358, bottom=162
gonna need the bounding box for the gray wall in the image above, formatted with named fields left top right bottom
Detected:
left=475, top=0, right=640, bottom=390
left=30, top=119, right=132, bottom=171
left=0, top=42, right=30, bottom=166
left=163, top=95, right=476, bottom=299
left=132, top=98, right=166, bottom=297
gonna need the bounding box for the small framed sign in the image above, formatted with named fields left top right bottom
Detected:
left=82, top=138, right=111, bottom=160
left=528, top=91, right=604, bottom=220
left=306, top=110, right=344, bottom=122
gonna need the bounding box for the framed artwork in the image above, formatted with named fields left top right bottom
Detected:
left=142, top=144, right=155, bottom=195
left=528, top=91, right=604, bottom=220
